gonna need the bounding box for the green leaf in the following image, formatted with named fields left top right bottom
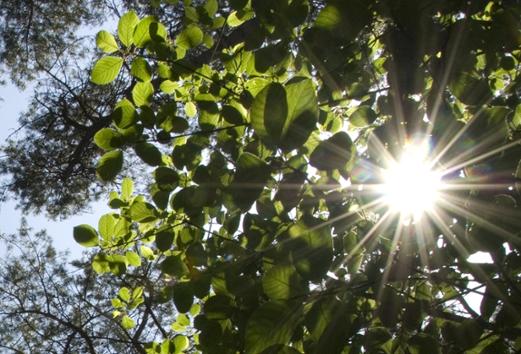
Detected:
left=140, top=245, right=155, bottom=259
left=171, top=116, right=189, bottom=133
left=98, top=214, right=116, bottom=241
left=230, top=152, right=271, bottom=211
left=185, top=101, right=197, bottom=118
left=96, top=30, right=119, bottom=53
left=160, top=80, right=179, bottom=94
left=204, top=295, right=233, bottom=320
left=73, top=224, right=99, bottom=247
left=154, top=167, right=179, bottom=190
left=305, top=298, right=345, bottom=342
left=313, top=1, right=370, bottom=41
left=408, top=334, right=440, bottom=354
left=186, top=242, right=207, bottom=266
left=254, top=42, right=288, bottom=73
left=281, top=77, right=318, bottom=150
left=230, top=0, right=249, bottom=10
left=227, top=10, right=250, bottom=27
left=315, top=4, right=342, bottom=30
left=161, top=255, right=189, bottom=277
left=190, top=303, right=201, bottom=316
left=364, top=327, right=392, bottom=348
left=221, top=104, right=245, bottom=124
left=262, top=264, right=306, bottom=300
left=94, top=128, right=123, bottom=150
left=119, top=287, right=131, bottom=302
left=133, top=16, right=167, bottom=48
left=121, top=177, right=134, bottom=200
left=130, top=57, right=152, bottom=82
left=118, top=11, right=139, bottom=47
left=288, top=220, right=333, bottom=282
left=121, top=315, right=135, bottom=330
left=126, top=251, right=141, bottom=267
left=449, top=72, right=491, bottom=106
left=96, top=150, right=124, bottom=181
left=129, top=201, right=158, bottom=223
left=250, top=78, right=318, bottom=149
left=203, top=0, right=218, bottom=17
left=112, top=99, right=137, bottom=129
left=173, top=282, right=194, bottom=313
left=171, top=186, right=212, bottom=215
left=113, top=217, right=130, bottom=239
left=92, top=253, right=111, bottom=274
left=309, top=132, right=354, bottom=171
left=134, top=142, right=163, bottom=166
left=315, top=308, right=352, bottom=354
left=155, top=230, right=175, bottom=251
left=173, top=335, right=189, bottom=352
left=350, top=105, right=377, bottom=127
left=132, top=81, right=154, bottom=107
left=91, top=56, right=123, bottom=85
left=245, top=301, right=302, bottom=354
left=250, top=83, right=288, bottom=142
left=177, top=24, right=204, bottom=49
left=511, top=104, right=521, bottom=131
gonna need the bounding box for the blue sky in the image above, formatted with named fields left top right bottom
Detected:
left=0, top=18, right=119, bottom=259
left=0, top=82, right=109, bottom=259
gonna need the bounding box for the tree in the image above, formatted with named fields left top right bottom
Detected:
left=0, top=0, right=181, bottom=87
left=0, top=0, right=214, bottom=217
left=0, top=221, right=185, bottom=353
left=0, top=0, right=108, bottom=87
left=14, top=0, right=521, bottom=353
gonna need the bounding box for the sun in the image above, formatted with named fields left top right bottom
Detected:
left=381, top=142, right=442, bottom=223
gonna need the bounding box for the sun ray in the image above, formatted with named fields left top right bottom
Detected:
left=432, top=68, right=521, bottom=169
left=413, top=211, right=438, bottom=271
left=441, top=138, right=521, bottom=177
left=436, top=194, right=521, bottom=249
left=430, top=104, right=489, bottom=167
left=374, top=141, right=443, bottom=222
left=366, top=130, right=398, bottom=168
left=428, top=207, right=519, bottom=316
left=377, top=214, right=406, bottom=298
left=344, top=210, right=393, bottom=264
left=440, top=182, right=515, bottom=192
left=436, top=129, right=506, bottom=174
left=425, top=19, right=467, bottom=138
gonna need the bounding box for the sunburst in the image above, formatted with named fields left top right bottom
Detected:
left=378, top=140, right=443, bottom=224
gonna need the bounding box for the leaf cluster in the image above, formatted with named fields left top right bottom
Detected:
left=19, top=0, right=521, bottom=353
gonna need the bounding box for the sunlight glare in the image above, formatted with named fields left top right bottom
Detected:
left=382, top=143, right=442, bottom=222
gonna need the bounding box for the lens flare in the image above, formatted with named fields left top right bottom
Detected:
left=382, top=143, right=442, bottom=222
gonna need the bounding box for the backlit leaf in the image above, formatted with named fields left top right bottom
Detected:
left=245, top=301, right=302, bottom=354
left=96, top=30, right=119, bottom=53
left=133, top=16, right=167, bottom=48
left=230, top=152, right=271, bottom=211
left=129, top=201, right=158, bottom=222
left=91, top=56, right=123, bottom=85
left=132, top=81, right=154, bottom=107
left=262, top=264, right=306, bottom=300
left=250, top=83, right=287, bottom=142
left=118, top=11, right=139, bottom=47
left=96, top=150, right=123, bottom=181
left=130, top=57, right=152, bottom=82
left=177, top=24, right=204, bottom=49
left=73, top=224, right=99, bottom=247
left=94, top=128, right=123, bottom=150
left=350, top=105, right=377, bottom=127
left=310, top=132, right=354, bottom=171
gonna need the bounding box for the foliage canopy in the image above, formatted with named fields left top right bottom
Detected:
left=9, top=0, right=521, bottom=353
